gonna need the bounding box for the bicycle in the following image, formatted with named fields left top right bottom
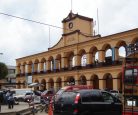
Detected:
left=40, top=98, right=50, bottom=113
left=27, top=99, right=38, bottom=115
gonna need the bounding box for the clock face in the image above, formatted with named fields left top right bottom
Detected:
left=68, top=22, right=73, bottom=29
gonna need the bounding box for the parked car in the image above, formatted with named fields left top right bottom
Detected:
left=54, top=85, right=93, bottom=101
left=41, top=90, right=54, bottom=100
left=24, top=92, right=34, bottom=102
left=12, top=88, right=32, bottom=102
left=53, top=89, right=122, bottom=115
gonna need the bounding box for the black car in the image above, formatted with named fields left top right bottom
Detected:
left=53, top=89, right=122, bottom=115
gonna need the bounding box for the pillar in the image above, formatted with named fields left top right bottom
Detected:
left=114, top=47, right=119, bottom=61
left=46, top=60, right=50, bottom=72
left=74, top=54, right=81, bottom=67
left=98, top=50, right=105, bottom=63
left=113, top=78, right=118, bottom=90
left=87, top=80, right=91, bottom=86
left=86, top=53, right=92, bottom=66
left=40, top=62, right=44, bottom=72
left=27, top=64, right=32, bottom=74
left=61, top=57, right=68, bottom=69
left=99, top=79, right=104, bottom=90
left=34, top=63, right=37, bottom=73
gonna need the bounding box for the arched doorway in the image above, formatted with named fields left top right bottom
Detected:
left=104, top=73, right=113, bottom=90
left=91, top=75, right=99, bottom=89
left=79, top=75, right=87, bottom=85
left=41, top=79, right=46, bottom=91
left=48, top=78, right=54, bottom=90
left=34, top=80, right=39, bottom=90
left=56, top=78, right=62, bottom=91
left=66, top=76, right=75, bottom=85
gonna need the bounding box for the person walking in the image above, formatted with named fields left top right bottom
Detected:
left=5, top=90, right=10, bottom=105
left=7, top=92, right=14, bottom=109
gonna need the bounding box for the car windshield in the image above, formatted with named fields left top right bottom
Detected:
left=26, top=92, right=33, bottom=95
left=110, top=90, right=118, bottom=93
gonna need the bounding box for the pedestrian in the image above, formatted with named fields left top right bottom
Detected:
left=5, top=90, right=10, bottom=105
left=7, top=92, right=14, bottom=109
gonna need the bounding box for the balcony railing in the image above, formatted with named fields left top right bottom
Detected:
left=16, top=60, right=123, bottom=77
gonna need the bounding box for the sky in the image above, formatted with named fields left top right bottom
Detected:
left=0, top=0, right=138, bottom=66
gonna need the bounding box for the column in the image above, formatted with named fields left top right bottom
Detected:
left=86, top=52, right=92, bottom=66
left=98, top=50, right=105, bottom=63
left=114, top=47, right=119, bottom=61
left=61, top=57, right=68, bottom=69
left=34, top=63, right=37, bottom=73
left=20, top=65, right=24, bottom=74
left=40, top=62, right=44, bottom=73
left=113, top=78, right=118, bottom=90
left=74, top=54, right=81, bottom=68
left=99, top=79, right=104, bottom=90
left=46, top=60, right=50, bottom=72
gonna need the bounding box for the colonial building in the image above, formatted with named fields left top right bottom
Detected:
left=16, top=12, right=138, bottom=92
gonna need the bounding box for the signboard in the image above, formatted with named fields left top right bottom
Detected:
left=127, top=100, right=136, bottom=106
left=27, top=76, right=32, bottom=84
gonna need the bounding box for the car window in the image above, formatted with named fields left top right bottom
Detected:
left=102, top=92, right=114, bottom=102
left=60, top=92, right=76, bottom=104
left=81, top=92, right=91, bottom=102
left=25, top=92, right=33, bottom=95
left=91, top=91, right=103, bottom=102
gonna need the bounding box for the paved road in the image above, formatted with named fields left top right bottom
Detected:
left=36, top=111, right=48, bottom=115
left=0, top=102, right=48, bottom=115
left=0, top=102, right=29, bottom=113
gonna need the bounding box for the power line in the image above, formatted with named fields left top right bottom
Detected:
left=0, top=12, right=93, bottom=36
left=0, top=12, right=63, bottom=29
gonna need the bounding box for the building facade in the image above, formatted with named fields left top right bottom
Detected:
left=16, top=12, right=138, bottom=92
left=0, top=65, right=16, bottom=89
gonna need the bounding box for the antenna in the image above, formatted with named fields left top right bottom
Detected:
left=97, top=8, right=99, bottom=35
left=71, top=0, right=73, bottom=12
left=49, top=26, right=51, bottom=48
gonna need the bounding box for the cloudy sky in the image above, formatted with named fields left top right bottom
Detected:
left=0, top=0, right=138, bottom=66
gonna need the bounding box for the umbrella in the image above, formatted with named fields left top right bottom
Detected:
left=28, top=83, right=44, bottom=88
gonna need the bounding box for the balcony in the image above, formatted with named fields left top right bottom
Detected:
left=16, top=60, right=123, bottom=77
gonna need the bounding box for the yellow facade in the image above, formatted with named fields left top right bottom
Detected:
left=16, top=12, right=138, bottom=92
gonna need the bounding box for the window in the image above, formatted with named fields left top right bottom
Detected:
left=61, top=92, right=76, bottom=104
left=91, top=91, right=103, bottom=102
left=81, top=92, right=91, bottom=102
left=102, top=92, right=114, bottom=102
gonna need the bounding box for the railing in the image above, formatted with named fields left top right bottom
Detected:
left=16, top=60, right=123, bottom=77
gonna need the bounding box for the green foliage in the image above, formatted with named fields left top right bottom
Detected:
left=0, top=62, right=8, bottom=80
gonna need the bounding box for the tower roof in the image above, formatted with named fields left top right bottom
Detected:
left=62, top=11, right=93, bottom=23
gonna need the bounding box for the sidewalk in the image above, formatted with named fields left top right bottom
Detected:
left=0, top=102, right=30, bottom=114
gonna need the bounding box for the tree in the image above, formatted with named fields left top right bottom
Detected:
left=0, top=62, right=8, bottom=80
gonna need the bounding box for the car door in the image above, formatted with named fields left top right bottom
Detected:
left=101, top=91, right=122, bottom=115
left=60, top=92, right=76, bottom=115
left=79, top=91, right=92, bottom=114
left=54, top=92, right=76, bottom=115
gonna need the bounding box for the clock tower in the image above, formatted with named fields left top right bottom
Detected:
left=62, top=11, right=93, bottom=36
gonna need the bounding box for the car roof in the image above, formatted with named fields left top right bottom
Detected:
left=75, top=89, right=102, bottom=93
